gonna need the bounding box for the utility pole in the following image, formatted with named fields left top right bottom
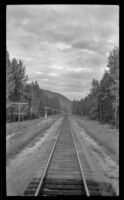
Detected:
left=10, top=102, right=28, bottom=129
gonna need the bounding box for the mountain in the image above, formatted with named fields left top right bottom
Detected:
left=42, top=89, right=72, bottom=113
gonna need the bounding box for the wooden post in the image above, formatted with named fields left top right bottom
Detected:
left=45, top=111, right=47, bottom=119
left=45, top=107, right=47, bottom=119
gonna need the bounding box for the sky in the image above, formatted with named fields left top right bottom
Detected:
left=7, top=5, right=119, bottom=101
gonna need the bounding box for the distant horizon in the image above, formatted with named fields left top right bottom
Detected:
left=7, top=5, right=119, bottom=100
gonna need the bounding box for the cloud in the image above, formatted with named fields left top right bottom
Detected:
left=7, top=5, right=119, bottom=100
left=55, top=42, right=72, bottom=51
left=71, top=39, right=108, bottom=54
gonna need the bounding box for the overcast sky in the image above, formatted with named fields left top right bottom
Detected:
left=7, top=5, right=119, bottom=101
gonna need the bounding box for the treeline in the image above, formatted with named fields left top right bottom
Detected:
left=72, top=47, right=119, bottom=127
left=6, top=51, right=61, bottom=122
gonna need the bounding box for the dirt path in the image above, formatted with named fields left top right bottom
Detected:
left=6, top=117, right=63, bottom=196
left=70, top=116, right=119, bottom=196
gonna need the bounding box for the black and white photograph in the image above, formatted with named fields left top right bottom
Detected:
left=6, top=4, right=119, bottom=196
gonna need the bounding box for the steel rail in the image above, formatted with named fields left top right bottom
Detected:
left=34, top=116, right=65, bottom=196
left=68, top=117, right=90, bottom=196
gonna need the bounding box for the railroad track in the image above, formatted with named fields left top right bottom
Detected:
left=23, top=115, right=115, bottom=196
left=23, top=115, right=90, bottom=196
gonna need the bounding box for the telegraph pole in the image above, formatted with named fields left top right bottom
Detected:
left=10, top=102, right=28, bottom=129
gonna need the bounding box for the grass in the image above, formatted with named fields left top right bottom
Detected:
left=6, top=118, right=43, bottom=136
left=6, top=115, right=60, bottom=136
left=6, top=115, right=61, bottom=161
left=74, top=115, right=119, bottom=163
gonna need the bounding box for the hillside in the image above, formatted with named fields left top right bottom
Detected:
left=42, top=89, right=72, bottom=113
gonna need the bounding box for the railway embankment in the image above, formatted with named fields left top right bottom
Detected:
left=6, top=116, right=63, bottom=195
left=6, top=115, right=62, bottom=162
left=72, top=115, right=119, bottom=163
left=70, top=115, right=119, bottom=195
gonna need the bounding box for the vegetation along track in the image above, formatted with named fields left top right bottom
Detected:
left=22, top=115, right=114, bottom=196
